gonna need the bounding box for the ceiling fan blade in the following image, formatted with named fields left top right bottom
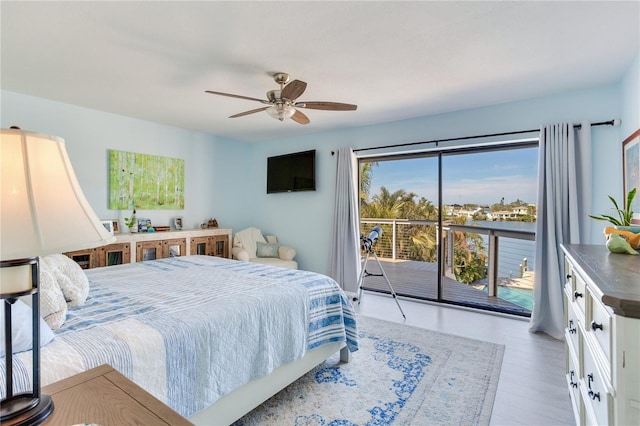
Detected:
left=281, top=80, right=307, bottom=101
left=229, top=107, right=269, bottom=118
left=291, top=109, right=310, bottom=125
left=296, top=101, right=357, bottom=111
left=205, top=90, right=267, bottom=103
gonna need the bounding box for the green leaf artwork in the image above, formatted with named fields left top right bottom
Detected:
left=109, top=150, right=184, bottom=210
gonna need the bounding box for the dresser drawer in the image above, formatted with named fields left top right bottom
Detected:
left=572, top=271, right=587, bottom=318
left=565, top=258, right=587, bottom=319
left=582, top=345, right=613, bottom=425
left=565, top=291, right=581, bottom=354
left=586, top=290, right=613, bottom=383
left=566, top=348, right=581, bottom=418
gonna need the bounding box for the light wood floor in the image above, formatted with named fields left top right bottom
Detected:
left=355, top=291, right=575, bottom=426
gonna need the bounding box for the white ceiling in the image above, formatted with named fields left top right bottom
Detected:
left=1, top=1, right=638, bottom=143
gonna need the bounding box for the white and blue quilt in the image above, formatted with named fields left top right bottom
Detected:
left=1, top=256, right=358, bottom=417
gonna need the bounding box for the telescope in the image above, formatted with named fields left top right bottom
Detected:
left=361, top=226, right=382, bottom=252
left=356, top=225, right=405, bottom=318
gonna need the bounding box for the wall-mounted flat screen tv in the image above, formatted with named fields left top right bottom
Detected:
left=267, top=149, right=316, bottom=194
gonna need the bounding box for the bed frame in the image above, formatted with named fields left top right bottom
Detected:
left=189, top=342, right=351, bottom=425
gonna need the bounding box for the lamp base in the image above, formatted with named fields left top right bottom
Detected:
left=0, top=394, right=54, bottom=426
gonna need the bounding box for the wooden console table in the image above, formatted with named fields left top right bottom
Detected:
left=64, top=228, right=231, bottom=269
left=42, top=364, right=192, bottom=425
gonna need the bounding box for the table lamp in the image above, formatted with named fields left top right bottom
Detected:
left=1, top=128, right=115, bottom=425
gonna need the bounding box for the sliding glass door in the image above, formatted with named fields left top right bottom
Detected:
left=359, top=156, right=439, bottom=299
left=359, top=143, right=538, bottom=316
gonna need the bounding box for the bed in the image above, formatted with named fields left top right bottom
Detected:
left=0, top=255, right=359, bottom=425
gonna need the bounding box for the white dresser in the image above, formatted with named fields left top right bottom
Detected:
left=562, top=244, right=640, bottom=426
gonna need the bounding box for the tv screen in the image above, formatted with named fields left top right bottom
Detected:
left=267, top=150, right=316, bottom=194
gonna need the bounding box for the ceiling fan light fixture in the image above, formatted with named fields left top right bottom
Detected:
left=266, top=103, right=296, bottom=121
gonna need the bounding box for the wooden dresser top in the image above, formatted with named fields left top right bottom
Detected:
left=563, top=244, right=640, bottom=318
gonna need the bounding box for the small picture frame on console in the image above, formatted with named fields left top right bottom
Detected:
left=137, top=218, right=151, bottom=232
left=101, top=220, right=114, bottom=235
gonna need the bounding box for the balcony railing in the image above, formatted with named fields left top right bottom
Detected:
left=359, top=218, right=536, bottom=316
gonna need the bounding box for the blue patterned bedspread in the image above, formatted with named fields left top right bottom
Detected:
left=1, top=256, right=358, bottom=418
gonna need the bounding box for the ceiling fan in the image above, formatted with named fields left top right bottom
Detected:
left=205, top=73, right=357, bottom=125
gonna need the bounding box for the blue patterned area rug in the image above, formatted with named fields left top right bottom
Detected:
left=235, top=315, right=504, bottom=426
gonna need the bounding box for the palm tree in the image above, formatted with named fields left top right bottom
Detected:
left=359, top=162, right=375, bottom=203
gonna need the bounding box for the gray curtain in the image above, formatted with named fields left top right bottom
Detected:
left=529, top=122, right=591, bottom=339
left=329, top=148, right=361, bottom=294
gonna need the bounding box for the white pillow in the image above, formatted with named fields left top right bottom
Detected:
left=30, top=256, right=69, bottom=329
left=233, top=227, right=267, bottom=258
left=0, top=299, right=55, bottom=357
left=42, top=254, right=89, bottom=307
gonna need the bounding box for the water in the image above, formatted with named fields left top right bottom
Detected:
left=467, top=220, right=536, bottom=278
left=483, top=286, right=533, bottom=311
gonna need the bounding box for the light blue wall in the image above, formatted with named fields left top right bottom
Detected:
left=621, top=54, right=640, bottom=142
left=0, top=90, right=254, bottom=232
left=2, top=53, right=638, bottom=275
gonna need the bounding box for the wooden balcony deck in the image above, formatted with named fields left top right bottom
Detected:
left=359, top=258, right=532, bottom=316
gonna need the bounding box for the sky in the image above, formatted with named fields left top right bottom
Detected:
left=365, top=147, right=539, bottom=206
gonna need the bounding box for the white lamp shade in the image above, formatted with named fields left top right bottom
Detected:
left=1, top=129, right=115, bottom=261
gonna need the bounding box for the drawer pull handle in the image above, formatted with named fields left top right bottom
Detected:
left=591, top=321, right=603, bottom=331
left=569, top=370, right=578, bottom=388
left=566, top=273, right=572, bottom=280
left=568, top=320, right=577, bottom=334
left=589, top=390, right=601, bottom=401
left=573, top=291, right=583, bottom=299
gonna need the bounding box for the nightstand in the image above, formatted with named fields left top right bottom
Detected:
left=42, top=364, right=193, bottom=425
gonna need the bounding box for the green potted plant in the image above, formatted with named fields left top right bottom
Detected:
left=589, top=188, right=637, bottom=229
left=123, top=210, right=137, bottom=233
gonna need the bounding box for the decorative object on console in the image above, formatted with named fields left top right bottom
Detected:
left=605, top=232, right=639, bottom=255
left=174, top=216, right=183, bottom=230
left=207, top=218, right=218, bottom=228
left=588, top=188, right=636, bottom=227
left=137, top=218, right=152, bottom=232
left=590, top=188, right=640, bottom=253
left=0, top=128, right=115, bottom=425
left=100, top=220, right=115, bottom=236
left=124, top=210, right=137, bottom=233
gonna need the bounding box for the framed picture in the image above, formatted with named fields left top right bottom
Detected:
left=174, top=216, right=183, bottom=230
left=137, top=218, right=152, bottom=232
left=622, top=128, right=640, bottom=224
left=101, top=220, right=115, bottom=235
left=111, top=219, right=120, bottom=234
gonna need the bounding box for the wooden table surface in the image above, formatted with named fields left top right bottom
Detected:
left=42, top=364, right=193, bottom=426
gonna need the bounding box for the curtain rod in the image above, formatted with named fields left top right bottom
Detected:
left=345, top=119, right=618, bottom=154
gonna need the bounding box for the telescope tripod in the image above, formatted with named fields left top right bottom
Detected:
left=356, top=247, right=406, bottom=319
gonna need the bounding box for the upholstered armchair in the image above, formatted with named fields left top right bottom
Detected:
left=232, top=227, right=298, bottom=269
